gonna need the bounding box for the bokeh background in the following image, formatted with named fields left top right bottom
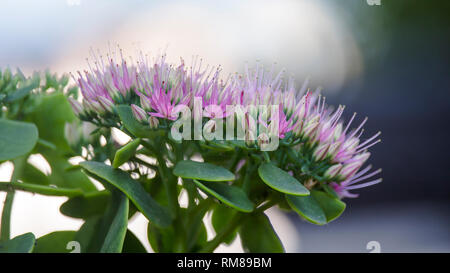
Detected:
left=0, top=0, right=449, bottom=252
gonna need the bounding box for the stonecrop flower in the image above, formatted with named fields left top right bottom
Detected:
left=70, top=49, right=382, bottom=198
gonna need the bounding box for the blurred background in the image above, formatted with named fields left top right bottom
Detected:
left=0, top=0, right=449, bottom=252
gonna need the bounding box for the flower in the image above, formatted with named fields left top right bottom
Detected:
left=68, top=97, right=84, bottom=116
left=73, top=49, right=382, bottom=198
left=331, top=166, right=382, bottom=198
left=131, top=104, right=147, bottom=123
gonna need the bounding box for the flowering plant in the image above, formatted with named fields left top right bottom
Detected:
left=0, top=49, right=381, bottom=253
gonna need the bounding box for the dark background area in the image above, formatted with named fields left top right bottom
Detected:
left=293, top=0, right=450, bottom=252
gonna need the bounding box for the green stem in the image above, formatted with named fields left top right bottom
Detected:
left=262, top=151, right=270, bottom=162
left=0, top=192, right=14, bottom=241
left=199, top=212, right=245, bottom=253
left=0, top=182, right=83, bottom=197
left=142, top=140, right=179, bottom=218
left=0, top=157, right=25, bottom=241
left=242, top=160, right=256, bottom=194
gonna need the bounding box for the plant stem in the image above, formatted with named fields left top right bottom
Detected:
left=0, top=192, right=14, bottom=241
left=242, top=160, right=256, bottom=194
left=142, top=140, right=179, bottom=218
left=199, top=212, right=245, bottom=253
left=0, top=157, right=25, bottom=241
left=262, top=151, right=270, bottom=162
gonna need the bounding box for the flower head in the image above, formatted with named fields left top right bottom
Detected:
left=73, top=49, right=382, bottom=198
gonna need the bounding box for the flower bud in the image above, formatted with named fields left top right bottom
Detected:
left=140, top=95, right=152, bottom=111
left=333, top=123, right=343, bottom=141
left=68, top=97, right=84, bottom=116
left=98, top=96, right=115, bottom=113
left=85, top=99, right=104, bottom=115
left=324, top=164, right=342, bottom=179
left=339, top=156, right=368, bottom=180
left=313, top=143, right=330, bottom=161
left=245, top=130, right=256, bottom=147
left=131, top=104, right=147, bottom=123
left=343, top=137, right=359, bottom=151
left=257, top=133, right=270, bottom=147
left=327, top=141, right=342, bottom=159
left=303, top=121, right=319, bottom=139
left=148, top=116, right=159, bottom=129
left=203, top=119, right=216, bottom=134
left=339, top=162, right=360, bottom=180
left=296, top=95, right=307, bottom=121
left=352, top=152, right=371, bottom=165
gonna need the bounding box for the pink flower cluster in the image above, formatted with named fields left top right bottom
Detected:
left=69, top=49, right=382, bottom=198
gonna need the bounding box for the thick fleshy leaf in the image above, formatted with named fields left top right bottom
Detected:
left=113, top=138, right=141, bottom=168
left=123, top=230, right=147, bottom=253
left=60, top=190, right=110, bottom=219
left=240, top=213, right=284, bottom=253
left=34, top=231, right=77, bottom=253
left=3, top=79, right=39, bottom=102
left=45, top=153, right=97, bottom=192
left=174, top=160, right=235, bottom=182
left=0, top=233, right=35, bottom=253
left=80, top=161, right=171, bottom=228
left=258, top=163, right=309, bottom=196
left=286, top=194, right=327, bottom=225
left=71, top=190, right=129, bottom=253
left=28, top=92, right=75, bottom=152
left=18, top=162, right=50, bottom=185
left=311, top=190, right=346, bottom=222
left=27, top=92, right=96, bottom=192
left=0, top=181, right=83, bottom=197
left=193, top=180, right=254, bottom=212
left=74, top=217, right=102, bottom=253
left=211, top=204, right=238, bottom=244
left=0, top=119, right=38, bottom=161
left=147, top=222, right=176, bottom=253
left=99, top=189, right=129, bottom=253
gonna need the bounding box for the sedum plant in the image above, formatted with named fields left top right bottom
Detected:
left=0, top=49, right=381, bottom=253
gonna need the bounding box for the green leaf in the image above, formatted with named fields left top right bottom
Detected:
left=240, top=213, right=284, bottom=253
left=3, top=79, right=39, bottom=103
left=123, top=230, right=147, bottom=253
left=60, top=190, right=110, bottom=219
left=71, top=190, right=129, bottom=253
left=99, top=189, right=129, bottom=253
left=80, top=161, right=171, bottom=228
left=74, top=217, right=101, bottom=253
left=174, top=160, right=235, bottom=182
left=147, top=222, right=176, bottom=253
left=286, top=194, right=327, bottom=225
left=258, top=163, right=309, bottom=196
left=45, top=153, right=97, bottom=192
left=0, top=119, right=38, bottom=161
left=116, top=105, right=157, bottom=138
left=34, top=231, right=77, bottom=253
left=211, top=204, right=237, bottom=245
left=193, top=180, right=254, bottom=212
left=189, top=222, right=208, bottom=252
left=311, top=190, right=346, bottom=222
left=0, top=233, right=35, bottom=253
left=0, top=181, right=83, bottom=197
left=113, top=138, right=141, bottom=168
left=28, top=92, right=75, bottom=152
left=18, top=162, right=50, bottom=185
